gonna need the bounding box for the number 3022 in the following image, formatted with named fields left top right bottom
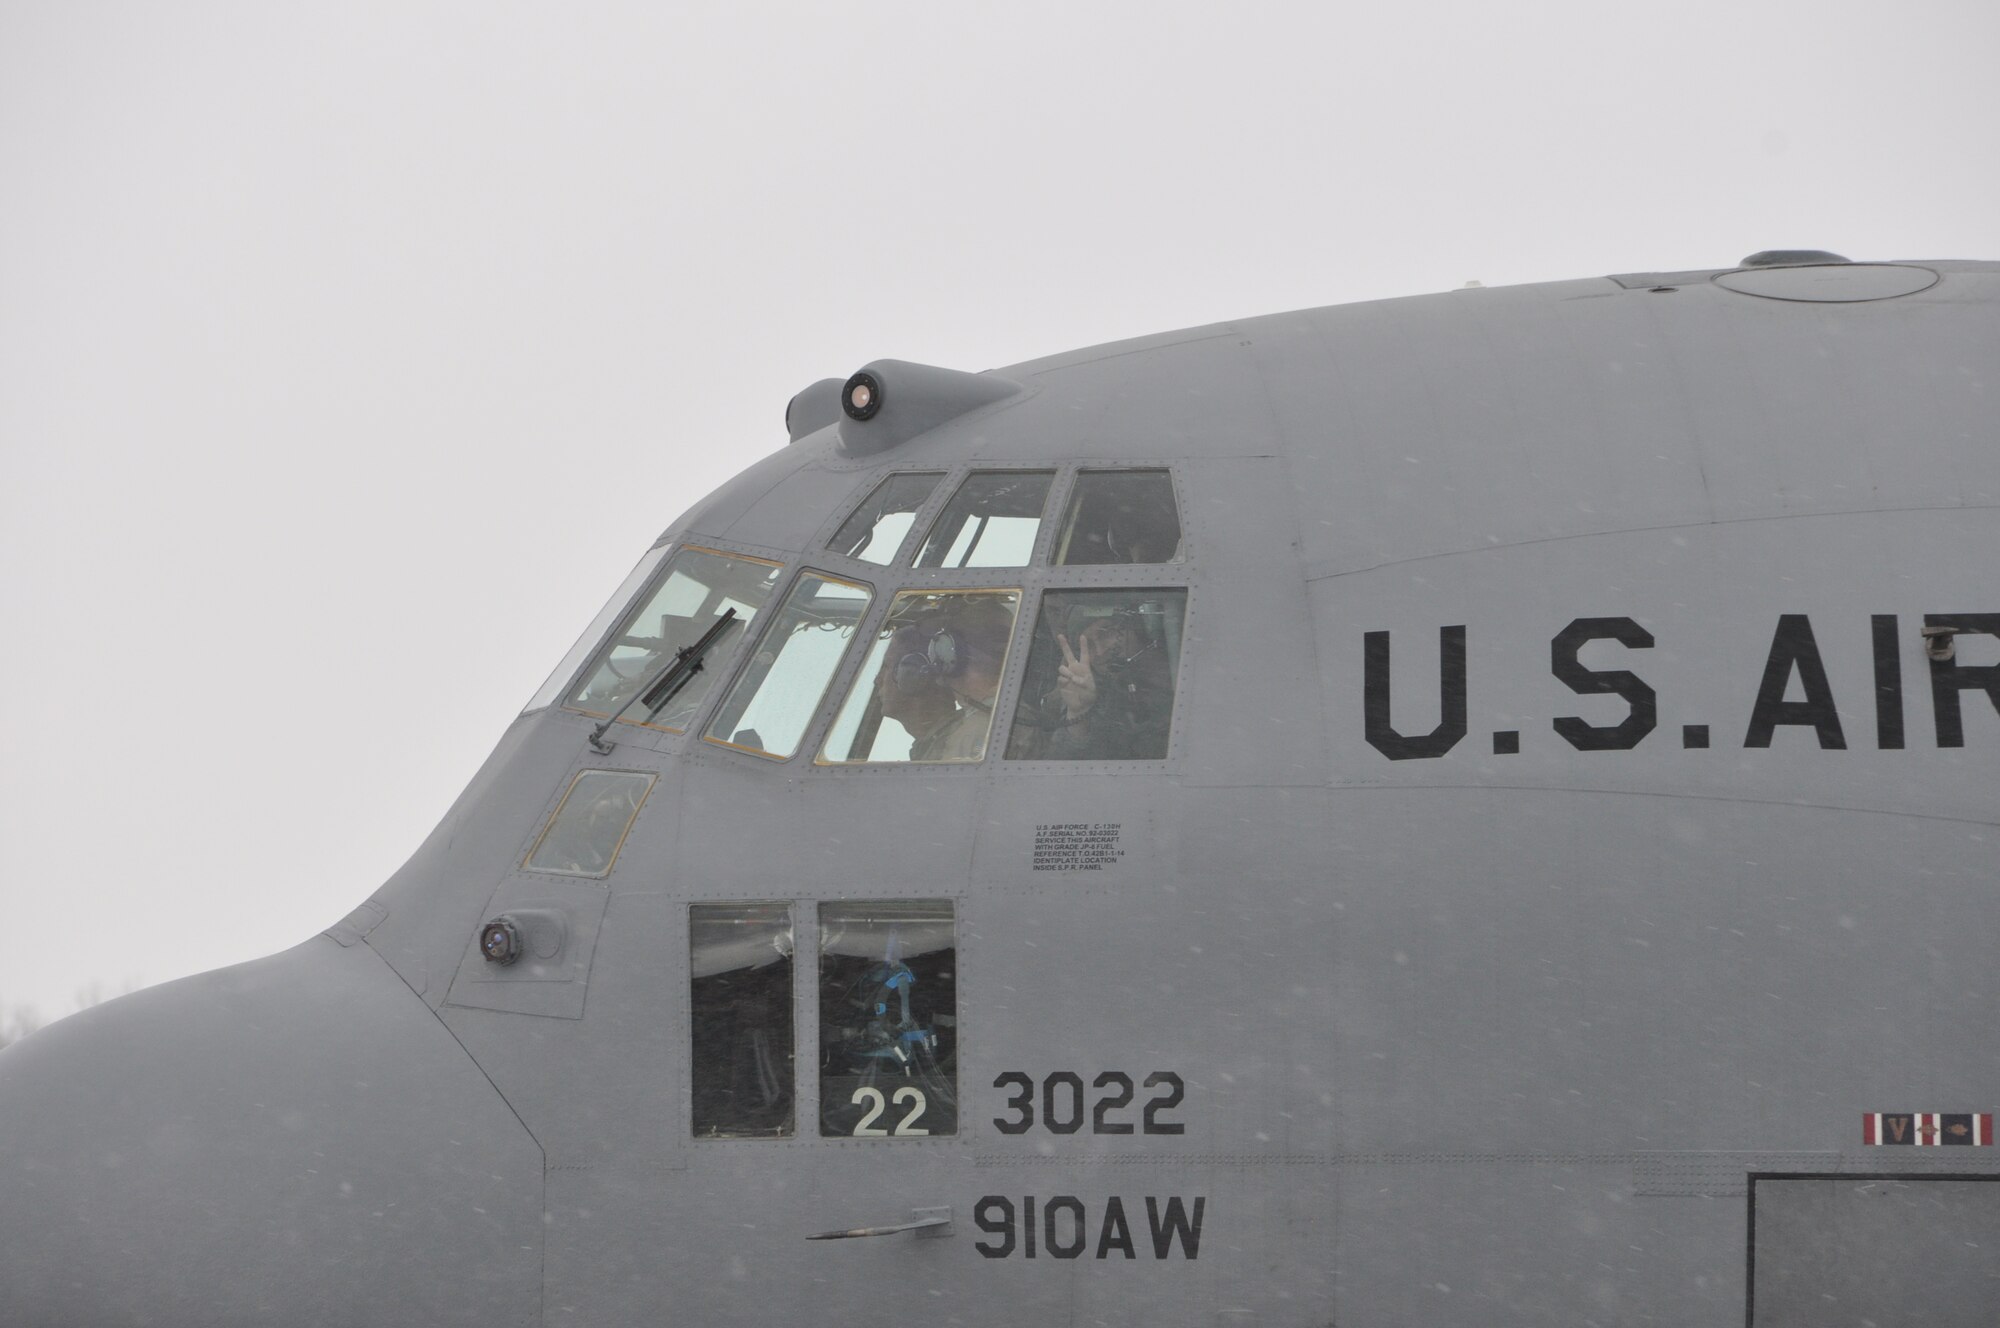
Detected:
left=992, top=1071, right=1184, bottom=1136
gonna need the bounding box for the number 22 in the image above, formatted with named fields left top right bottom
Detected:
left=852, top=1086, right=929, bottom=1136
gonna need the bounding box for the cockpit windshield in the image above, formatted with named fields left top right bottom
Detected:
left=1053, top=469, right=1182, bottom=564
left=819, top=590, right=1022, bottom=763
left=914, top=472, right=1055, bottom=568
left=703, top=571, right=873, bottom=759
left=524, top=544, right=673, bottom=713
left=564, top=547, right=782, bottom=731
left=827, top=473, right=944, bottom=565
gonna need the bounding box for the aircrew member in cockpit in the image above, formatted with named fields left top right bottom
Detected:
left=875, top=622, right=960, bottom=761
left=871, top=601, right=1014, bottom=762
left=916, top=597, right=1014, bottom=762
left=1036, top=607, right=1173, bottom=760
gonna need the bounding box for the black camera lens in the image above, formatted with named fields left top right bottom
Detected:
left=479, top=916, right=523, bottom=966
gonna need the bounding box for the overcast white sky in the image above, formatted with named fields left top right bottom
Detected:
left=2, top=0, right=1995, bottom=1021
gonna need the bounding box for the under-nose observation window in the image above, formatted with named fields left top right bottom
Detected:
left=703, top=572, right=873, bottom=759
left=827, top=473, right=944, bottom=565
left=914, top=471, right=1055, bottom=568
left=1053, top=469, right=1182, bottom=564
left=819, top=590, right=1022, bottom=763
left=1005, top=589, right=1187, bottom=760
left=820, top=900, right=956, bottom=1138
left=564, top=547, right=782, bottom=731
left=524, top=769, right=656, bottom=876
left=691, top=903, right=796, bottom=1138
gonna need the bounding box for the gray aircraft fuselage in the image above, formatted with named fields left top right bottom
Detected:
left=3, top=255, right=1997, bottom=1326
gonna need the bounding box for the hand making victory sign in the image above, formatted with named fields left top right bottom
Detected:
left=1055, top=629, right=1099, bottom=723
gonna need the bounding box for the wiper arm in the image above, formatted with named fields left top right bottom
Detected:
left=589, top=608, right=737, bottom=754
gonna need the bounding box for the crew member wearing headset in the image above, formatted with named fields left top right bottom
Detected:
left=1034, top=607, right=1173, bottom=760
left=874, top=621, right=959, bottom=760
left=871, top=598, right=1016, bottom=763
left=910, top=598, right=1014, bottom=762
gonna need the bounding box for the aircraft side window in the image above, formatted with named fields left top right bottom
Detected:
left=564, top=546, right=783, bottom=732
left=827, top=473, right=945, bottom=565
left=913, top=471, right=1056, bottom=568
left=818, top=589, right=1023, bottom=764
left=690, top=903, right=796, bottom=1139
left=523, top=769, right=656, bottom=876
left=819, top=900, right=956, bottom=1138
left=703, top=572, right=873, bottom=759
left=1004, top=589, right=1187, bottom=761
left=1052, top=469, right=1182, bottom=565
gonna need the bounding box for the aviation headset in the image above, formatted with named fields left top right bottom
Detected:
left=893, top=627, right=972, bottom=695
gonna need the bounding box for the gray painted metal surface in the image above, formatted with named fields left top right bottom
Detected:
left=2, top=258, right=1996, bottom=1324
left=1752, top=1177, right=2000, bottom=1324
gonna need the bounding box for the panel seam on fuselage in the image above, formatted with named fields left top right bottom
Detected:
left=1320, top=780, right=2000, bottom=828
left=1305, top=502, right=2000, bottom=582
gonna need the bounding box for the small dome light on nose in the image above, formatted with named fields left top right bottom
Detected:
left=843, top=370, right=883, bottom=421
left=479, top=915, right=524, bottom=966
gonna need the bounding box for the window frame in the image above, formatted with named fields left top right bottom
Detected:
left=814, top=464, right=1190, bottom=573
left=815, top=897, right=961, bottom=1141
left=688, top=900, right=800, bottom=1141
left=523, top=542, right=674, bottom=715
left=558, top=543, right=787, bottom=735
left=999, top=586, right=1190, bottom=763
left=520, top=768, right=658, bottom=878
left=821, top=471, right=950, bottom=568
left=680, top=895, right=968, bottom=1147
left=684, top=464, right=1195, bottom=771
left=812, top=586, right=1027, bottom=767
left=1048, top=467, right=1186, bottom=567
left=909, top=469, right=1061, bottom=572
left=699, top=566, right=879, bottom=763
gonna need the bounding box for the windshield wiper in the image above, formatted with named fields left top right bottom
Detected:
left=589, top=608, right=738, bottom=754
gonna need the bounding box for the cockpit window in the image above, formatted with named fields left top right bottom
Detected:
left=691, top=903, right=795, bottom=1138
left=819, top=900, right=956, bottom=1138
left=913, top=471, right=1055, bottom=568
left=1005, top=589, right=1187, bottom=760
left=564, top=547, right=782, bottom=731
left=827, top=473, right=944, bottom=565
left=818, top=589, right=1022, bottom=764
left=1052, top=469, right=1182, bottom=564
left=703, top=572, right=873, bottom=759
left=524, top=544, right=673, bottom=713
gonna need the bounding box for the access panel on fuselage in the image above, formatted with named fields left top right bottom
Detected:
left=1752, top=1176, right=2000, bottom=1325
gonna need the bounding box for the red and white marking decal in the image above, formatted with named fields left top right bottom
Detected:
left=1863, top=1112, right=1992, bottom=1146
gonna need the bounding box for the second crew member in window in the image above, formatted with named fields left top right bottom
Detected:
left=1028, top=607, right=1174, bottom=760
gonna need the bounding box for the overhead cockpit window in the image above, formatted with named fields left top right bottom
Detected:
left=818, top=589, right=1022, bottom=764
left=827, top=473, right=944, bottom=565
left=1005, top=589, right=1187, bottom=760
left=914, top=471, right=1056, bottom=568
left=523, top=769, right=656, bottom=876
left=564, top=547, right=782, bottom=732
left=1052, top=469, right=1182, bottom=565
left=524, top=544, right=672, bottom=713
left=819, top=900, right=956, bottom=1138
left=703, top=572, right=873, bottom=759
left=691, top=903, right=796, bottom=1138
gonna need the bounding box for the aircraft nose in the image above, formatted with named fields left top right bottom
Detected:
left=0, top=936, right=542, bottom=1327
